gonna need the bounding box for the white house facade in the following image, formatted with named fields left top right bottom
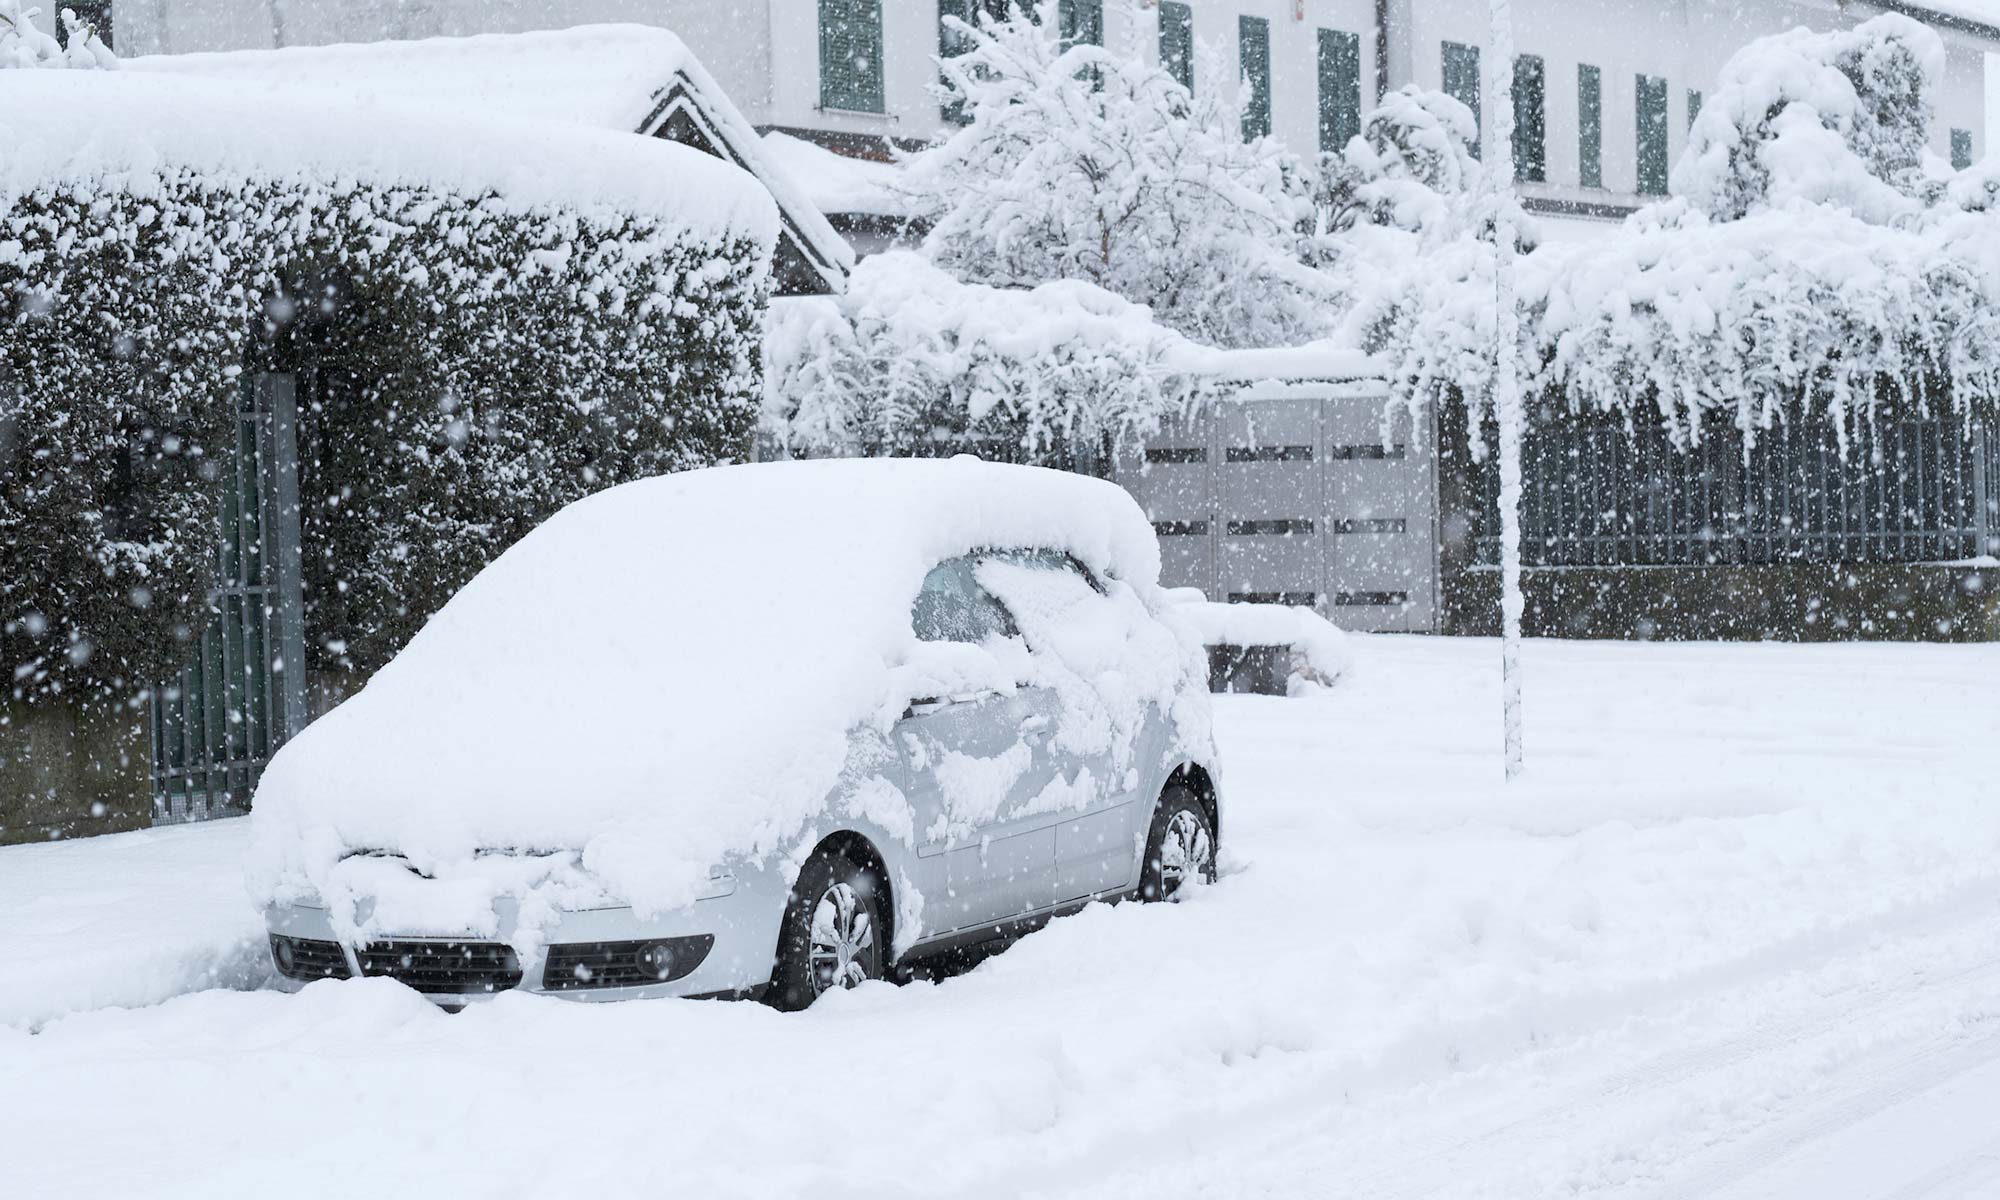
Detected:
left=80, top=1, right=1999, bottom=221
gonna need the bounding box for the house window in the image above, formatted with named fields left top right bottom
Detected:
left=1159, top=1, right=1193, bottom=92
left=1636, top=73, right=1670, bottom=195
left=1514, top=54, right=1545, bottom=183
left=1058, top=0, right=1101, bottom=48
left=1952, top=128, right=1974, bottom=170
left=1240, top=16, right=1271, bottom=140
left=1578, top=64, right=1603, bottom=188
left=819, top=0, right=884, bottom=114
left=939, top=0, right=1012, bottom=123
left=1442, top=42, right=1482, bottom=159
left=1318, top=28, right=1362, bottom=154
left=1687, top=88, right=1703, bottom=130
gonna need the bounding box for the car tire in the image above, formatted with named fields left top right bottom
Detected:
left=768, top=848, right=889, bottom=1011
left=1138, top=787, right=1217, bottom=902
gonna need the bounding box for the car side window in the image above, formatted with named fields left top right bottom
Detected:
left=979, top=548, right=1105, bottom=593
left=911, top=556, right=1018, bottom=643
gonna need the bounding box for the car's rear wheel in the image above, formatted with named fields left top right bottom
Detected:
left=1138, top=787, right=1217, bottom=902
left=769, top=848, right=887, bottom=1011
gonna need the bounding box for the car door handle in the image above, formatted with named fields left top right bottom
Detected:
left=1019, top=714, right=1052, bottom=741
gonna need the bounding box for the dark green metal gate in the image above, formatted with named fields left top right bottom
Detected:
left=151, top=373, right=308, bottom=824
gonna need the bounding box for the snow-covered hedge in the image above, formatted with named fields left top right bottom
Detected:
left=1369, top=15, right=1999, bottom=442
left=1, top=71, right=773, bottom=709
left=765, top=251, right=1226, bottom=463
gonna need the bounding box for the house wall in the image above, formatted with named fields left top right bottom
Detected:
left=108, top=1, right=1991, bottom=184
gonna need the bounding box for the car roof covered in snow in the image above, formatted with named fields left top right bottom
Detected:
left=130, top=25, right=853, bottom=294
left=247, top=458, right=1172, bottom=920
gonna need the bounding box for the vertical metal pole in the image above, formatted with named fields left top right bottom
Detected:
left=258, top=373, right=309, bottom=747
left=1489, top=0, right=1525, bottom=779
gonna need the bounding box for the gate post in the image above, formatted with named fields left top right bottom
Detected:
left=257, top=373, right=310, bottom=743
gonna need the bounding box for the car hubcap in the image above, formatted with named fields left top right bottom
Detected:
left=808, top=881, right=876, bottom=995
left=1158, top=810, right=1214, bottom=899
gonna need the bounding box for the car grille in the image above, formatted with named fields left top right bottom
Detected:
left=272, top=936, right=352, bottom=981
left=357, top=940, right=523, bottom=995
left=543, top=936, right=714, bottom=991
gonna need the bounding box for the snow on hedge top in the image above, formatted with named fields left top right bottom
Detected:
left=246, top=458, right=1166, bottom=918
left=0, top=66, right=777, bottom=242
left=130, top=24, right=846, bottom=275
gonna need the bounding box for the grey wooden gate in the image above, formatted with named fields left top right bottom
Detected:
left=151, top=373, right=308, bottom=824
left=1115, top=383, right=1440, bottom=633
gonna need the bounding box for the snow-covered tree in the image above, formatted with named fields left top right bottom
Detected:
left=903, top=1, right=1335, bottom=349
left=1314, top=86, right=1484, bottom=236
left=1679, top=14, right=1943, bottom=223
left=0, top=2, right=112, bottom=69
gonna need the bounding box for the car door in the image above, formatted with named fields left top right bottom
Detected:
left=897, top=556, right=1064, bottom=937
left=970, top=552, right=1149, bottom=905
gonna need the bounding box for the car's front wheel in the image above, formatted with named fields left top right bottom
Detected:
left=1138, top=787, right=1217, bottom=902
left=769, top=848, right=887, bottom=1010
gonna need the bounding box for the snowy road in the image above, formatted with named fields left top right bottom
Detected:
left=3, top=636, right=1999, bottom=1199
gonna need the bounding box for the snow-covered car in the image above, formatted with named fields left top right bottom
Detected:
left=252, top=458, right=1221, bottom=1009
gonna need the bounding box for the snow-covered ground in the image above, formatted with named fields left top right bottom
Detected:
left=4, top=635, right=1999, bottom=1198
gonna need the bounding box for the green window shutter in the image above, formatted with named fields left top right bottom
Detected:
left=1159, top=2, right=1194, bottom=92
left=1578, top=63, right=1602, bottom=189
left=939, top=0, right=972, bottom=124
left=1442, top=41, right=1481, bottom=160
left=1687, top=88, right=1703, bottom=131
left=1952, top=128, right=1974, bottom=170
left=1513, top=54, right=1545, bottom=182
left=1240, top=15, right=1271, bottom=141
left=819, top=0, right=885, bottom=114
left=1059, top=0, right=1102, bottom=48
left=1318, top=28, right=1362, bottom=154
left=1636, top=73, right=1669, bottom=195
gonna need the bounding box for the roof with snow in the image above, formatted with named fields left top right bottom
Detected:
left=132, top=25, right=852, bottom=296
left=1877, top=1, right=2000, bottom=39
left=0, top=68, right=777, bottom=248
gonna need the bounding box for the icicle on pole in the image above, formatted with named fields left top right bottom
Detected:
left=1488, top=0, right=1526, bottom=780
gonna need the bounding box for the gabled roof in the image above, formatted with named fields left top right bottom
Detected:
left=132, top=25, right=852, bottom=295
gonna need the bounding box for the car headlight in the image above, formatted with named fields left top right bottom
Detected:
left=696, top=869, right=737, bottom=900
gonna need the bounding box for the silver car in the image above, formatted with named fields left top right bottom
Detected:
left=266, top=527, right=1220, bottom=1011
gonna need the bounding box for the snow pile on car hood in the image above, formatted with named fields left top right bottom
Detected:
left=247, top=458, right=1198, bottom=932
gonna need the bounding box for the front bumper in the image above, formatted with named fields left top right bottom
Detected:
left=265, top=879, right=786, bottom=1005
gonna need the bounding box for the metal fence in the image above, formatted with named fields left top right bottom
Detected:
left=1473, top=413, right=1998, bottom=567
left=152, top=374, right=309, bottom=825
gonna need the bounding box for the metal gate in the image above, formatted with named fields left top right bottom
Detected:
left=1115, top=384, right=1440, bottom=633
left=151, top=374, right=309, bottom=824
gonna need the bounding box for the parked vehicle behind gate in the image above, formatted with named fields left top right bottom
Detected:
left=252, top=458, right=1222, bottom=1009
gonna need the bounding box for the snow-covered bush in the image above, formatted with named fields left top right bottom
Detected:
left=2, top=76, right=770, bottom=710
left=904, top=1, right=1335, bottom=349
left=0, top=2, right=113, bottom=69
left=1679, top=14, right=1944, bottom=223
left=1357, top=15, right=1999, bottom=444
left=764, top=251, right=1224, bottom=463
left=1315, top=86, right=1483, bottom=236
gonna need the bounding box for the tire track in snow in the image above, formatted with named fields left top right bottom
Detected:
left=992, top=872, right=2000, bottom=1200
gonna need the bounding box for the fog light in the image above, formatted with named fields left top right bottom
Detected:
left=271, top=935, right=296, bottom=974
left=635, top=942, right=676, bottom=981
